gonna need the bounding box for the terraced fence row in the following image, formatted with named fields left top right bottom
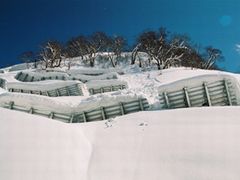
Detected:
left=15, top=71, right=118, bottom=83
left=8, top=83, right=84, bottom=97
left=15, top=72, right=68, bottom=82
left=2, top=98, right=149, bottom=123
left=159, top=79, right=237, bottom=109
left=71, top=98, right=149, bottom=123
left=88, top=84, right=127, bottom=95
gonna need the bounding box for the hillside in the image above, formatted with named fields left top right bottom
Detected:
left=0, top=58, right=240, bottom=180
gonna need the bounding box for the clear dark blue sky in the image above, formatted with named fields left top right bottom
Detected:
left=1, top=0, right=240, bottom=72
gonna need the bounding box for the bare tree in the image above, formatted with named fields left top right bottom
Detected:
left=108, top=36, right=126, bottom=67
left=65, top=36, right=88, bottom=59
left=131, top=43, right=140, bottom=65
left=39, top=41, right=63, bottom=69
left=202, top=46, right=223, bottom=69
left=137, top=28, right=188, bottom=70
left=85, top=32, right=109, bottom=67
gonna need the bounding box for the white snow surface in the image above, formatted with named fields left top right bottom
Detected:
left=1, top=106, right=240, bottom=180
left=1, top=61, right=240, bottom=180
left=0, top=108, right=91, bottom=180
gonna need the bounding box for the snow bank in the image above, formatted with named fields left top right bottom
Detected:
left=0, top=107, right=91, bottom=180
left=8, top=63, right=29, bottom=72
left=80, top=106, right=240, bottom=180
left=2, top=105, right=240, bottom=180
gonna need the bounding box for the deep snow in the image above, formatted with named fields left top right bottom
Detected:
left=1, top=59, right=240, bottom=180
left=1, top=107, right=240, bottom=180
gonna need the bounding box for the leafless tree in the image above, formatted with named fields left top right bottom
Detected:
left=39, top=41, right=63, bottom=69
left=202, top=46, right=223, bottom=69
left=85, top=32, right=109, bottom=67
left=137, top=28, right=188, bottom=70
left=106, top=36, right=126, bottom=67
left=65, top=36, right=88, bottom=59
left=131, top=43, right=140, bottom=65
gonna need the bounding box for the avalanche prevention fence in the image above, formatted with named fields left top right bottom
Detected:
left=88, top=84, right=127, bottom=95
left=8, top=83, right=84, bottom=97
left=15, top=72, right=67, bottom=82
left=15, top=71, right=118, bottom=83
left=159, top=79, right=238, bottom=109
left=2, top=98, right=149, bottom=123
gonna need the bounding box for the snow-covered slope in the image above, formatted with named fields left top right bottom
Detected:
left=0, top=107, right=91, bottom=180
left=1, top=106, right=240, bottom=180
left=1, top=60, right=240, bottom=180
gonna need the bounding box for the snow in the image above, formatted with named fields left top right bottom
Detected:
left=0, top=107, right=91, bottom=180
left=1, top=106, right=240, bottom=180
left=81, top=106, right=240, bottom=180
left=1, top=56, right=240, bottom=180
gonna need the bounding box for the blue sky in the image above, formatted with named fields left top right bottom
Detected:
left=1, top=0, right=240, bottom=72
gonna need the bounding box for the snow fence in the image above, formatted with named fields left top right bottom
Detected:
left=15, top=71, right=69, bottom=82
left=70, top=72, right=118, bottom=83
left=7, top=81, right=85, bottom=97
left=15, top=71, right=119, bottom=83
left=0, top=94, right=149, bottom=123
left=159, top=75, right=239, bottom=109
left=86, top=80, right=128, bottom=95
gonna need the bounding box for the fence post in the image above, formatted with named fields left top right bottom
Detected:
left=56, top=89, right=60, bottom=96
left=29, top=107, right=33, bottom=114
left=69, top=115, right=74, bottom=123
left=101, top=107, right=106, bottom=120
left=183, top=87, right=191, bottom=107
left=66, top=87, right=70, bottom=96
left=15, top=72, right=22, bottom=80
left=139, top=98, right=144, bottom=111
left=119, top=102, right=125, bottom=115
left=9, top=101, right=14, bottom=109
left=23, top=74, right=29, bottom=82
left=163, top=92, right=170, bottom=108
left=49, top=112, right=54, bottom=119
left=111, top=85, right=113, bottom=91
left=224, top=80, right=233, bottom=106
left=82, top=112, right=87, bottom=122
left=89, top=89, right=94, bottom=95
left=203, top=82, right=212, bottom=106
left=46, top=91, right=50, bottom=96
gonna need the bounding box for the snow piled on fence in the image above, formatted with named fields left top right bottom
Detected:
left=7, top=80, right=86, bottom=92
left=0, top=91, right=143, bottom=114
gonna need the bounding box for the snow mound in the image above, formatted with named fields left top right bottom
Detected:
left=0, top=107, right=91, bottom=180
left=80, top=106, right=240, bottom=180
